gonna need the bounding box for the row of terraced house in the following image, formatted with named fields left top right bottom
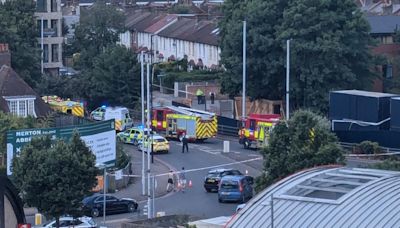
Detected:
left=119, top=10, right=221, bottom=68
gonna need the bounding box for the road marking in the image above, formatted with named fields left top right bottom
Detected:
left=248, top=154, right=261, bottom=157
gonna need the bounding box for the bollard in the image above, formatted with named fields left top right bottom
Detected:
left=223, top=141, right=230, bottom=153
left=35, top=213, right=42, bottom=225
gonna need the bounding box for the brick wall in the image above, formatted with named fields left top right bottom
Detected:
left=0, top=43, right=11, bottom=67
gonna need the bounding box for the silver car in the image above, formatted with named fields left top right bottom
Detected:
left=33, top=216, right=97, bottom=228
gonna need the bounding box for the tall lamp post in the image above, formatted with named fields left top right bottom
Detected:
left=146, top=63, right=152, bottom=219
left=242, top=20, right=246, bottom=120
left=141, top=51, right=145, bottom=196
left=96, top=163, right=107, bottom=226
left=286, top=39, right=290, bottom=120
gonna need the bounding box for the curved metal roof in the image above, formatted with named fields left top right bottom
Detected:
left=226, top=166, right=400, bottom=228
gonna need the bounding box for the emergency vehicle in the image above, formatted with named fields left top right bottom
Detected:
left=90, top=106, right=133, bottom=131
left=42, top=95, right=84, bottom=117
left=116, top=126, right=152, bottom=146
left=239, top=114, right=281, bottom=149
left=153, top=106, right=218, bottom=141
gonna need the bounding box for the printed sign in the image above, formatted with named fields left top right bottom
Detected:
left=6, top=120, right=116, bottom=175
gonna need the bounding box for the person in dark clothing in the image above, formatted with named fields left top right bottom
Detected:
left=210, top=92, right=215, bottom=104
left=181, top=133, right=189, bottom=153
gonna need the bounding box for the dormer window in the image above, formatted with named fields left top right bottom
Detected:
left=3, top=96, right=36, bottom=117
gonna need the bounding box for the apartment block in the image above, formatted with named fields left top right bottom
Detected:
left=35, top=0, right=63, bottom=75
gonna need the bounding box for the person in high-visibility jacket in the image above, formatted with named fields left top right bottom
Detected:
left=196, top=89, right=204, bottom=104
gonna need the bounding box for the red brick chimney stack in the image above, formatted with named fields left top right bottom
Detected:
left=0, top=43, right=11, bottom=67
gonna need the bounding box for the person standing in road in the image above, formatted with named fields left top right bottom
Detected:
left=181, top=133, right=189, bottom=153
left=166, top=170, right=175, bottom=192
left=178, top=167, right=187, bottom=193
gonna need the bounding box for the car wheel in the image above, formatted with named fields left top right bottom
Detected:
left=91, top=208, right=100, bottom=217
left=205, top=188, right=211, bottom=193
left=127, top=203, right=136, bottom=212
left=133, top=139, right=138, bottom=146
left=218, top=198, right=223, bottom=203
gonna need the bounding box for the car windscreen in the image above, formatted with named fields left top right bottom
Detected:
left=82, top=196, right=94, bottom=204
left=154, top=138, right=166, bottom=142
left=221, top=180, right=239, bottom=189
left=207, top=173, right=220, bottom=178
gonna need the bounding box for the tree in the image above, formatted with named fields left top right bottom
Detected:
left=255, top=110, right=344, bottom=192
left=83, top=45, right=140, bottom=109
left=0, top=0, right=41, bottom=87
left=72, top=0, right=125, bottom=70
left=12, top=133, right=98, bottom=227
left=219, top=0, right=375, bottom=113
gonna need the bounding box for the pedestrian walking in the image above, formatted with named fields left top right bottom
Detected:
left=181, top=133, right=189, bottom=153
left=166, top=170, right=175, bottom=192
left=178, top=167, right=187, bottom=193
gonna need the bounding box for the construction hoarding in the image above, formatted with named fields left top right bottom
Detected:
left=6, top=120, right=116, bottom=175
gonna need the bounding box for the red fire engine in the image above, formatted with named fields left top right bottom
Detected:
left=152, top=107, right=173, bottom=131
left=239, top=114, right=281, bottom=149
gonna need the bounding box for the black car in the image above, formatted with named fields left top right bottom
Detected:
left=204, top=169, right=243, bottom=192
left=82, top=194, right=138, bottom=217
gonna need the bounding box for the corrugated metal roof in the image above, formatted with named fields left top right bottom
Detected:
left=227, top=167, right=400, bottom=228
left=332, top=90, right=397, bottom=98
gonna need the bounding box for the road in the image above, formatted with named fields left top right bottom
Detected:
left=93, top=137, right=263, bottom=227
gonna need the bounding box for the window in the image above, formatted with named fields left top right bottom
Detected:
left=157, top=111, right=163, bottom=121
left=51, top=19, right=58, bottom=37
left=106, top=196, right=117, bottom=201
left=383, top=64, right=393, bottom=78
left=51, top=0, right=57, bottom=12
left=19, top=100, right=26, bottom=116
left=43, top=44, right=49, bottom=62
left=51, top=44, right=59, bottom=62
left=28, top=100, right=35, bottom=116
left=8, top=101, right=17, bottom=115
left=36, top=0, right=47, bottom=12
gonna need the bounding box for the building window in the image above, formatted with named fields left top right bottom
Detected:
left=51, top=0, right=57, bottom=12
left=51, top=44, right=59, bottom=62
left=28, top=100, right=35, bottom=116
left=19, top=100, right=26, bottom=117
left=51, top=19, right=58, bottom=37
left=43, top=44, right=49, bottom=63
left=6, top=99, right=35, bottom=117
left=36, top=0, right=47, bottom=12
left=383, top=64, right=393, bottom=78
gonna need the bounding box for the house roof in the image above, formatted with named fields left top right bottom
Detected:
left=128, top=12, right=167, bottom=32
left=366, top=15, right=400, bottom=34
left=144, top=14, right=178, bottom=34
left=157, top=18, right=219, bottom=46
left=0, top=65, right=52, bottom=117
left=226, top=166, right=400, bottom=228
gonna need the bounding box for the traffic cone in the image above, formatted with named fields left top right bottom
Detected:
left=188, top=180, right=193, bottom=188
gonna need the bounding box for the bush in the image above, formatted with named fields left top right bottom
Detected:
left=371, top=157, right=400, bottom=171
left=356, top=141, right=381, bottom=155
left=116, top=142, right=130, bottom=169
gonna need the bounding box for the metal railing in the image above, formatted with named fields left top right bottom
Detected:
left=218, top=124, right=239, bottom=137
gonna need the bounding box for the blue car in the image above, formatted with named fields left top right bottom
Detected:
left=218, top=175, right=253, bottom=203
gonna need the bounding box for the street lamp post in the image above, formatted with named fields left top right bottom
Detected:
left=141, top=51, right=145, bottom=196
left=242, top=20, right=246, bottom=120
left=146, top=63, right=152, bottom=219
left=96, top=163, right=107, bottom=226
left=286, top=40, right=290, bottom=120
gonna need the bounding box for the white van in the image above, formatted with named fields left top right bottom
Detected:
left=90, top=106, right=133, bottom=131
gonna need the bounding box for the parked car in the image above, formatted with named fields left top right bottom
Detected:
left=218, top=175, right=253, bottom=203
left=204, top=169, right=243, bottom=192
left=33, top=216, right=96, bottom=228
left=138, top=134, right=170, bottom=154
left=117, top=127, right=152, bottom=145
left=82, top=194, right=138, bottom=217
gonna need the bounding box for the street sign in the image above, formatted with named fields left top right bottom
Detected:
left=6, top=120, right=116, bottom=175
left=115, top=170, right=123, bottom=180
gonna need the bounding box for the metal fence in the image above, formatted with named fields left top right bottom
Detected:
left=217, top=116, right=239, bottom=136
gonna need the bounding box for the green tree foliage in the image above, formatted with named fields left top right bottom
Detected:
left=220, top=0, right=375, bottom=112
left=0, top=0, right=41, bottom=87
left=83, top=45, right=140, bottom=109
left=72, top=0, right=125, bottom=70
left=371, top=157, right=400, bottom=171
left=255, top=110, right=344, bottom=192
left=12, top=133, right=97, bottom=225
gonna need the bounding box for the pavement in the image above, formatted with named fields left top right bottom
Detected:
left=23, top=144, right=175, bottom=217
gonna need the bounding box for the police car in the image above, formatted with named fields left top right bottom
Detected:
left=116, top=126, right=152, bottom=146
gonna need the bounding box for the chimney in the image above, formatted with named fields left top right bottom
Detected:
left=0, top=43, right=11, bottom=67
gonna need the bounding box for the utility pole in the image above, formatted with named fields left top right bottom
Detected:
left=146, top=63, right=152, bottom=219
left=141, top=51, right=145, bottom=196
left=286, top=40, right=290, bottom=120
left=242, top=20, right=246, bottom=120
left=41, top=17, right=44, bottom=74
